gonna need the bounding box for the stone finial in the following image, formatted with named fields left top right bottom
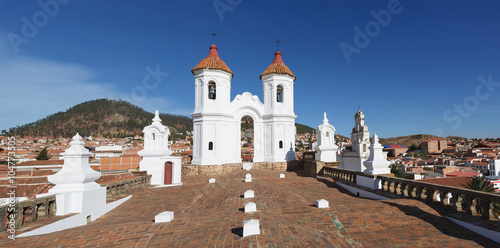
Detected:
left=152, top=110, right=162, bottom=124
left=363, top=133, right=391, bottom=175
left=323, top=112, right=328, bottom=124
left=48, top=133, right=100, bottom=186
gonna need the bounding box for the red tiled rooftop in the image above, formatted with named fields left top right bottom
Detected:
left=446, top=171, right=482, bottom=178
left=3, top=170, right=498, bottom=247
left=16, top=160, right=65, bottom=166
left=191, top=44, right=234, bottom=77
left=420, top=177, right=470, bottom=189
left=260, top=50, right=296, bottom=80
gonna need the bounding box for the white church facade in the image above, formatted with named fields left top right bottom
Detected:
left=190, top=44, right=297, bottom=166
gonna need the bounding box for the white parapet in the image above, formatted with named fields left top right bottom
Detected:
left=279, top=173, right=285, bottom=178
left=245, top=173, right=252, bottom=182
left=316, top=199, right=329, bottom=208
left=209, top=178, right=216, bottom=183
left=244, top=190, right=254, bottom=198
left=244, top=202, right=257, bottom=213
left=243, top=219, right=260, bottom=237
left=155, top=211, right=174, bottom=223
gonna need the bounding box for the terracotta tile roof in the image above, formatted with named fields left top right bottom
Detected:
left=446, top=171, right=482, bottom=178
left=16, top=160, right=65, bottom=166
left=420, top=177, right=470, bottom=189
left=260, top=50, right=296, bottom=80
left=191, top=44, right=233, bottom=77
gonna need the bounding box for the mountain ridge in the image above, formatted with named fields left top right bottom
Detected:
left=5, top=99, right=317, bottom=138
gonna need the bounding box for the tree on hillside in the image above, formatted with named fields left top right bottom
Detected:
left=462, top=176, right=500, bottom=218
left=391, top=163, right=407, bottom=178
left=35, top=147, right=52, bottom=160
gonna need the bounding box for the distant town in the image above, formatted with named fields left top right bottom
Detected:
left=2, top=133, right=499, bottom=195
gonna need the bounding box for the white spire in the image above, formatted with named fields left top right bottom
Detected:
left=323, top=112, right=328, bottom=124
left=153, top=110, right=162, bottom=124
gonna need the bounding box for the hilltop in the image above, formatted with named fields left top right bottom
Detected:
left=6, top=99, right=316, bottom=138
left=379, top=134, right=443, bottom=147
left=6, top=99, right=192, bottom=138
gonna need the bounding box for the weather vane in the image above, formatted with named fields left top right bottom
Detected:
left=210, top=32, right=218, bottom=44
left=275, top=39, right=281, bottom=50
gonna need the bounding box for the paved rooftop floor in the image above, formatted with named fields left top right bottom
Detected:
left=1, top=170, right=499, bottom=247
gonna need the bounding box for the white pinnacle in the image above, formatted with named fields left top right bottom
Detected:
left=323, top=112, right=329, bottom=124
left=152, top=110, right=162, bottom=124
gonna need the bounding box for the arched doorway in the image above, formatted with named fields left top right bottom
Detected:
left=164, top=162, right=172, bottom=184
left=241, top=115, right=254, bottom=162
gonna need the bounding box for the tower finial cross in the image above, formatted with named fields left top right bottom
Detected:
left=210, top=32, right=218, bottom=44
left=275, top=39, right=281, bottom=50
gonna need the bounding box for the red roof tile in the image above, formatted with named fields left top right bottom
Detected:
left=420, top=177, right=470, bottom=189
left=260, top=51, right=296, bottom=80
left=191, top=44, right=233, bottom=77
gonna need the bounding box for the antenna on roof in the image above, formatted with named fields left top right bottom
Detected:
left=275, top=39, right=281, bottom=51
left=210, top=32, right=218, bottom=44
left=358, top=105, right=360, bottom=111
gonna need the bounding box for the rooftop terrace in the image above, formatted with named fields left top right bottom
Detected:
left=1, top=170, right=498, bottom=247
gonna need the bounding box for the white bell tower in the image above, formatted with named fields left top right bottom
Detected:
left=191, top=44, right=237, bottom=165
left=260, top=50, right=297, bottom=162
left=351, top=110, right=370, bottom=157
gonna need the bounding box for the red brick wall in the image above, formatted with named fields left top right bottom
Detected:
left=100, top=155, right=140, bottom=171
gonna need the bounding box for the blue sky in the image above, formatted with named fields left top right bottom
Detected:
left=0, top=0, right=499, bottom=138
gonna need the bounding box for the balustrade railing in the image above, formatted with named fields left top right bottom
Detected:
left=0, top=195, right=56, bottom=232
left=323, top=166, right=500, bottom=220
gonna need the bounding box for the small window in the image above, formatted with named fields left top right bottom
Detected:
left=152, top=133, right=155, bottom=141
left=208, top=82, right=216, bottom=100
left=208, top=142, right=213, bottom=150
left=277, top=85, right=283, bottom=102
left=363, top=144, right=367, bottom=153
left=279, top=140, right=283, bottom=149
left=326, top=131, right=330, bottom=138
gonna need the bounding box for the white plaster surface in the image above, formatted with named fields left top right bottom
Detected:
left=245, top=174, right=252, bottom=182
left=446, top=217, right=500, bottom=244
left=363, top=134, right=391, bottom=175
left=209, top=178, right=216, bottom=183
left=243, top=219, right=260, bottom=237
left=335, top=181, right=390, bottom=200
left=356, top=176, right=382, bottom=190
left=316, top=199, right=329, bottom=208
left=47, top=133, right=107, bottom=220
left=17, top=195, right=132, bottom=238
left=155, top=211, right=174, bottom=223
left=244, top=202, right=257, bottom=213
left=243, top=163, right=253, bottom=170
left=279, top=173, right=285, bottom=178
left=138, top=111, right=182, bottom=186
left=244, top=190, right=254, bottom=198
left=314, top=112, right=338, bottom=162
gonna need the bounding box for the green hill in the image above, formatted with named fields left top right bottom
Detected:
left=7, top=99, right=317, bottom=138
left=7, top=99, right=192, bottom=138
